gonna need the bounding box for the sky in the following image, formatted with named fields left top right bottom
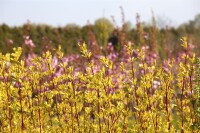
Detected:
left=0, top=0, right=200, bottom=27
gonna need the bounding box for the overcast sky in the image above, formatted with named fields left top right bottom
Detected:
left=0, top=0, right=200, bottom=27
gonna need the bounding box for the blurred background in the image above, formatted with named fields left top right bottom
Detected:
left=0, top=0, right=200, bottom=58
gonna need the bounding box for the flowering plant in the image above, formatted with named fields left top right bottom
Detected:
left=0, top=37, right=199, bottom=132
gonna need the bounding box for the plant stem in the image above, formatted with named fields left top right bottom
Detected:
left=70, top=104, right=74, bottom=133
left=97, top=88, right=101, bottom=133
left=165, top=82, right=170, bottom=130
left=18, top=87, right=25, bottom=132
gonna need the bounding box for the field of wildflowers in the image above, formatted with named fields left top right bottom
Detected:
left=0, top=34, right=200, bottom=133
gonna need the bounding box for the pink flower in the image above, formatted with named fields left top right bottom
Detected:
left=62, top=57, right=69, bottom=66
left=8, top=39, right=13, bottom=45
left=107, top=53, right=118, bottom=61
left=162, top=60, right=170, bottom=72
left=152, top=53, right=157, bottom=58
left=14, top=82, right=21, bottom=88
left=153, top=80, right=160, bottom=89
left=107, top=43, right=114, bottom=52
left=55, top=67, right=63, bottom=77
left=52, top=56, right=58, bottom=68
left=143, top=32, right=149, bottom=40
left=141, top=45, right=149, bottom=51
left=25, top=53, right=37, bottom=66
left=24, top=36, right=35, bottom=48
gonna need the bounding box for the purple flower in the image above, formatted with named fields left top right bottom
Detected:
left=52, top=56, right=58, bottom=68
left=107, top=43, right=114, bottom=52
left=24, top=36, right=35, bottom=48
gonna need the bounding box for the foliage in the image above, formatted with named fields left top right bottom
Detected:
left=0, top=37, right=199, bottom=132
left=94, top=18, right=114, bottom=47
left=194, top=58, right=200, bottom=129
left=0, top=13, right=200, bottom=57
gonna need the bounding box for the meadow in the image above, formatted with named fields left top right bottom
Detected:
left=0, top=36, right=199, bottom=133
left=0, top=13, right=200, bottom=133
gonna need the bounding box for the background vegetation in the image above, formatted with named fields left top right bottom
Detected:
left=0, top=12, right=200, bottom=132
left=0, top=13, right=200, bottom=58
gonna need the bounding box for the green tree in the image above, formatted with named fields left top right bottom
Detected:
left=94, top=18, right=114, bottom=47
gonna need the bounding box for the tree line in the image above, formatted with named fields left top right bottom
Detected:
left=0, top=14, right=200, bottom=59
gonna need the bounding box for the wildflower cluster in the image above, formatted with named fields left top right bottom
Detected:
left=0, top=37, right=199, bottom=132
